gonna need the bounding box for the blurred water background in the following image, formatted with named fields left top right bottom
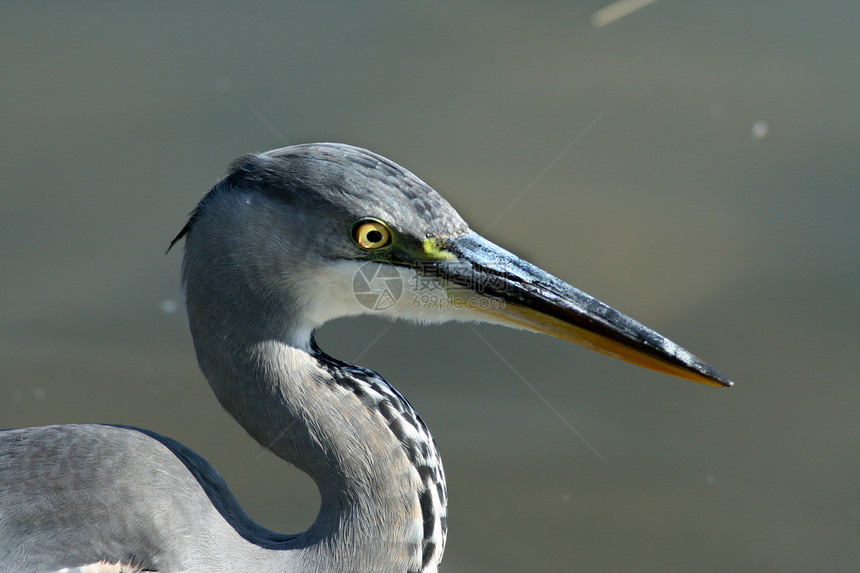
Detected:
left=1, top=2, right=858, bottom=571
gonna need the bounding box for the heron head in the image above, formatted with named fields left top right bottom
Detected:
left=172, top=143, right=731, bottom=387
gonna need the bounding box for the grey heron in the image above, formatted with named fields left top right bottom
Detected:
left=0, top=143, right=731, bottom=572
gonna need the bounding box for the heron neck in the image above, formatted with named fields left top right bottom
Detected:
left=185, top=291, right=446, bottom=572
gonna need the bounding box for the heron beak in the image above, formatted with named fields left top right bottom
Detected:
left=430, top=232, right=732, bottom=387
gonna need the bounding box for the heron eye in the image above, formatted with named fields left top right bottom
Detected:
left=352, top=219, right=392, bottom=250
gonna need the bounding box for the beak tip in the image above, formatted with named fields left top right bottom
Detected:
left=697, top=365, right=734, bottom=388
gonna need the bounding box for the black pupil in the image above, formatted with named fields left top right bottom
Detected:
left=366, top=229, right=383, bottom=244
